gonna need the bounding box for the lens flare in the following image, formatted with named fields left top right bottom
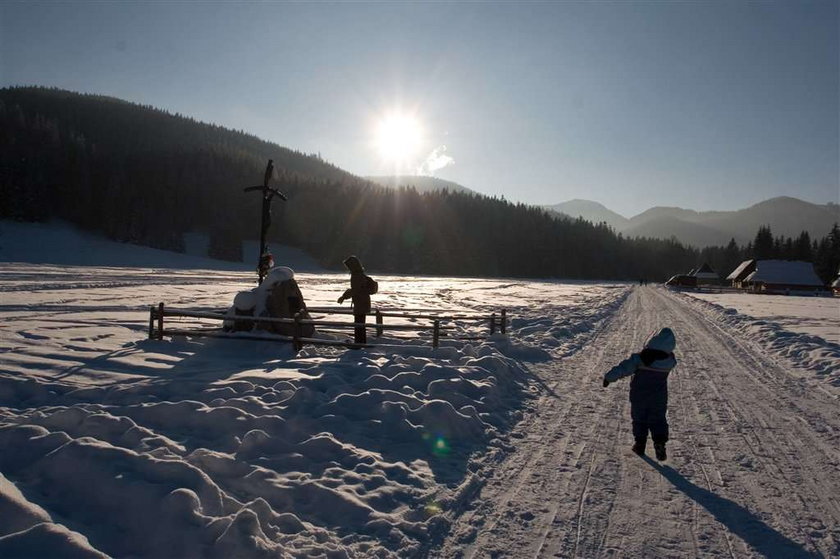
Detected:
left=434, top=435, right=450, bottom=456
left=421, top=431, right=451, bottom=456
left=424, top=500, right=443, bottom=517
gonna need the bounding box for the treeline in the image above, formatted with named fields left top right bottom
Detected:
left=1, top=86, right=837, bottom=283
left=0, top=87, right=371, bottom=258
left=696, top=225, right=840, bottom=284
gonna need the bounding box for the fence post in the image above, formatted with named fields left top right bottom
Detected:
left=376, top=310, right=383, bottom=337
left=157, top=303, right=164, bottom=340
left=148, top=306, right=156, bottom=339
left=293, top=312, right=303, bottom=351
left=501, top=309, right=507, bottom=334
left=490, top=312, right=496, bottom=335
left=433, top=320, right=440, bottom=349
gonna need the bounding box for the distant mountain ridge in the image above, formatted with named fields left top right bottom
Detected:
left=366, top=175, right=475, bottom=195
left=550, top=196, right=839, bottom=247
left=546, top=200, right=629, bottom=231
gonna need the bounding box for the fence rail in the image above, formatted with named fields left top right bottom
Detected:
left=148, top=303, right=507, bottom=350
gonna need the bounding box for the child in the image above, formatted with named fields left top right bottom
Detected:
left=602, top=328, right=677, bottom=461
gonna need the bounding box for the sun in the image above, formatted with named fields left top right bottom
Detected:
left=374, top=111, right=424, bottom=167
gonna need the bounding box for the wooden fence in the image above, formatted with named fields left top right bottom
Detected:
left=148, top=303, right=507, bottom=350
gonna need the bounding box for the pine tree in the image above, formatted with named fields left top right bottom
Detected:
left=753, top=226, right=774, bottom=259
left=793, top=231, right=812, bottom=261
left=813, top=224, right=840, bottom=284
left=722, top=238, right=742, bottom=278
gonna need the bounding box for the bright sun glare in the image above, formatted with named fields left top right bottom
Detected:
left=375, top=112, right=423, bottom=166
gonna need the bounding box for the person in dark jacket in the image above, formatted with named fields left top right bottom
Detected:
left=337, top=255, right=376, bottom=344
left=603, top=328, right=677, bottom=461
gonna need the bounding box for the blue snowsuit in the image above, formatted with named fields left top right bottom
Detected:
left=603, top=328, right=677, bottom=444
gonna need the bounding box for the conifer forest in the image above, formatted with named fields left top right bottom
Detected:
left=2, top=87, right=838, bottom=282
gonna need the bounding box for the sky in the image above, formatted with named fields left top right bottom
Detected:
left=1, top=1, right=837, bottom=217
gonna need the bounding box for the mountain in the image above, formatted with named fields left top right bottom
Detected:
left=550, top=197, right=839, bottom=247
left=5, top=86, right=833, bottom=279
left=623, top=197, right=839, bottom=246
left=624, top=215, right=734, bottom=247
left=0, top=86, right=380, bottom=261
left=366, top=175, right=475, bottom=195
left=547, top=199, right=629, bottom=231
left=2, top=86, right=709, bottom=280
left=702, top=197, right=839, bottom=243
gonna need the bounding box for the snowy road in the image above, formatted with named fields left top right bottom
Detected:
left=435, top=286, right=840, bottom=558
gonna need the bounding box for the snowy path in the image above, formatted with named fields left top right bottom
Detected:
left=435, top=286, right=840, bottom=558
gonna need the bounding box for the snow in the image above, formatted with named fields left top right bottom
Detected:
left=0, top=222, right=628, bottom=557
left=685, top=291, right=840, bottom=345
left=2, top=221, right=838, bottom=557
left=744, top=259, right=823, bottom=287
left=679, top=291, right=840, bottom=385
left=437, top=287, right=840, bottom=558
left=726, top=259, right=754, bottom=281
left=0, top=220, right=323, bottom=272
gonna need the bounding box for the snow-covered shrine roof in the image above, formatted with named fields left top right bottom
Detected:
left=744, top=260, right=824, bottom=287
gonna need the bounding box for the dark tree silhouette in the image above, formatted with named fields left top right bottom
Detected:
left=2, top=86, right=836, bottom=283
left=752, top=226, right=774, bottom=259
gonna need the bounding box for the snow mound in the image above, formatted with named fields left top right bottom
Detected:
left=263, top=266, right=295, bottom=286
left=676, top=291, right=840, bottom=387
left=0, top=472, right=108, bottom=558
left=0, top=346, right=534, bottom=557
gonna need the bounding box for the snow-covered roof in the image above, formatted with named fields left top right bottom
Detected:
left=696, top=262, right=715, bottom=274
left=693, top=262, right=719, bottom=279
left=727, top=259, right=755, bottom=281
left=744, top=260, right=824, bottom=287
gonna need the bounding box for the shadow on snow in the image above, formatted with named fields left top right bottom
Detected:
left=644, top=456, right=818, bottom=559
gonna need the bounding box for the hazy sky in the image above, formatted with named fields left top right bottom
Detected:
left=2, top=1, right=837, bottom=216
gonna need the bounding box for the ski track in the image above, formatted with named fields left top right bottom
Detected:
left=435, top=286, right=840, bottom=558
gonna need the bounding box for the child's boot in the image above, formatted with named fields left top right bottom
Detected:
left=654, top=441, right=667, bottom=461
left=631, top=438, right=646, bottom=456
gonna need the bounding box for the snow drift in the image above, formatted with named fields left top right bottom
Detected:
left=678, top=291, right=840, bottom=387
left=0, top=256, right=629, bottom=557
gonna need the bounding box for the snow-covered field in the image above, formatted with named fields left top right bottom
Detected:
left=685, top=290, right=840, bottom=344
left=0, top=259, right=627, bottom=557
left=2, top=222, right=839, bottom=558
left=0, top=220, right=323, bottom=272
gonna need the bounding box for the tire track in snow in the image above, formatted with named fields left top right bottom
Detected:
left=435, top=286, right=839, bottom=558
left=436, top=291, right=638, bottom=558
left=634, top=287, right=838, bottom=557
left=651, top=288, right=839, bottom=556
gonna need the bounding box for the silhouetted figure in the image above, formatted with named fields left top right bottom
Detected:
left=603, top=328, right=677, bottom=461
left=337, top=255, right=378, bottom=345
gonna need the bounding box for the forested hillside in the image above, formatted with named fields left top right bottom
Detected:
left=1, top=87, right=837, bottom=281
left=0, top=86, right=368, bottom=262
left=366, top=175, right=475, bottom=195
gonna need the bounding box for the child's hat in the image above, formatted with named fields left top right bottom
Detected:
left=646, top=328, right=675, bottom=352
